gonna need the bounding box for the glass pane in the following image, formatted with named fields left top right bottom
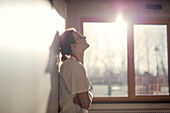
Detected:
left=83, top=22, right=128, bottom=97
left=134, top=25, right=169, bottom=95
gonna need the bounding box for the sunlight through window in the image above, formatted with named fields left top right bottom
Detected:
left=83, top=17, right=127, bottom=97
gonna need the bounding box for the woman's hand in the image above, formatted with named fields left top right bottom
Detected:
left=73, top=95, right=81, bottom=105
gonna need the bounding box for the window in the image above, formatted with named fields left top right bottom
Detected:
left=134, top=25, right=169, bottom=95
left=83, top=22, right=128, bottom=97
left=81, top=18, right=170, bottom=102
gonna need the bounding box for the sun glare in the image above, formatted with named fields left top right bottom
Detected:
left=106, top=14, right=127, bottom=50
left=116, top=14, right=124, bottom=23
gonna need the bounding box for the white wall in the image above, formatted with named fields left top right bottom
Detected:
left=0, top=1, right=65, bottom=113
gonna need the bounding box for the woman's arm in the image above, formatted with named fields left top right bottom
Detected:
left=73, top=91, right=93, bottom=109
left=77, top=91, right=93, bottom=109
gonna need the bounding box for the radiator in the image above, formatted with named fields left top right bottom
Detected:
left=88, top=103, right=170, bottom=113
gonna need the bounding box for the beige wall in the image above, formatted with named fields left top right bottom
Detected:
left=66, top=0, right=170, bottom=32
left=53, top=0, right=66, bottom=19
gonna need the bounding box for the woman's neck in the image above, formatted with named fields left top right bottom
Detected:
left=72, top=52, right=84, bottom=64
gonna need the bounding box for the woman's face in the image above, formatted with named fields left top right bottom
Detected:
left=72, top=31, right=89, bottom=51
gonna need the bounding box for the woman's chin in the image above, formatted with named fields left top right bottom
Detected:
left=87, top=43, right=90, bottom=47
left=86, top=43, right=90, bottom=48
left=83, top=44, right=89, bottom=51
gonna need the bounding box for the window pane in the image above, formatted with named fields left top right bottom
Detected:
left=83, top=22, right=128, bottom=97
left=134, top=25, right=169, bottom=95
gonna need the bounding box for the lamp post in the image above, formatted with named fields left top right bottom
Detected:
left=154, top=47, right=159, bottom=76
left=154, top=47, right=160, bottom=94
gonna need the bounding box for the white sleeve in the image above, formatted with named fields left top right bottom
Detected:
left=71, top=63, right=90, bottom=94
left=61, top=60, right=90, bottom=95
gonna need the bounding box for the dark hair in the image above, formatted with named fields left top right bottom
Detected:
left=60, top=28, right=76, bottom=62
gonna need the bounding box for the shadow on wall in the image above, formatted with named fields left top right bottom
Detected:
left=46, top=31, right=60, bottom=113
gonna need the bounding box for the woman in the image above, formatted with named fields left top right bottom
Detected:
left=59, top=28, right=93, bottom=113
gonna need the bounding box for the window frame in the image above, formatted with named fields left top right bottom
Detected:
left=80, top=17, right=170, bottom=102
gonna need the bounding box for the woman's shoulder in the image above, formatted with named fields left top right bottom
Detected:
left=61, top=56, right=83, bottom=68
